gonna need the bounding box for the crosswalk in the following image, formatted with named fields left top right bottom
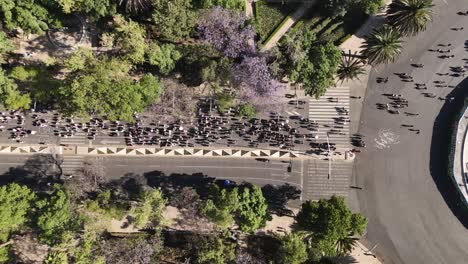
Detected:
left=61, top=155, right=84, bottom=176
left=305, top=159, right=352, bottom=200
left=59, top=132, right=87, bottom=145
left=308, top=86, right=350, bottom=150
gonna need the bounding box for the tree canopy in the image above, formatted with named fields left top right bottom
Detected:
left=195, top=236, right=235, bottom=264
left=277, top=233, right=308, bottom=264
left=0, top=0, right=56, bottom=34
left=110, top=15, right=147, bottom=64
left=0, top=69, right=31, bottom=110
left=202, top=184, right=270, bottom=232
left=193, top=0, right=245, bottom=10
left=147, top=42, right=182, bottom=75
left=58, top=48, right=163, bottom=121
left=296, top=196, right=367, bottom=258
left=151, top=0, right=195, bottom=42
left=131, top=188, right=167, bottom=228
left=0, top=31, right=13, bottom=63
left=35, top=184, right=77, bottom=245
left=0, top=184, right=36, bottom=238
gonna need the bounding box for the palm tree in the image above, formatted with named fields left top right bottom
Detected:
left=335, top=234, right=358, bottom=256
left=337, top=50, right=366, bottom=83
left=387, top=0, right=435, bottom=36
left=118, top=0, right=151, bottom=13
left=360, top=25, right=403, bottom=65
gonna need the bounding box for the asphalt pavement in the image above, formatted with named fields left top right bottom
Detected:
left=350, top=1, right=468, bottom=263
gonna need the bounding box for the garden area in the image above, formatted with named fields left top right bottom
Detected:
left=253, top=0, right=299, bottom=43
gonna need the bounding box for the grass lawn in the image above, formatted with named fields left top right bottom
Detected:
left=254, top=0, right=299, bottom=43
left=288, top=8, right=369, bottom=45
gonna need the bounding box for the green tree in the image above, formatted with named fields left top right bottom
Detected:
left=387, top=0, right=434, bottom=36
left=10, top=65, right=60, bottom=104
left=356, top=0, right=385, bottom=15
left=118, top=0, right=151, bottom=13
left=236, top=184, right=270, bottom=233
left=0, top=31, right=13, bottom=63
left=201, top=185, right=239, bottom=229
left=0, top=69, right=31, bottom=110
left=193, top=0, right=245, bottom=10
left=337, top=50, right=366, bottom=83
left=59, top=49, right=163, bottom=121
left=196, top=236, right=235, bottom=264
left=0, top=0, right=56, bottom=34
left=55, top=0, right=116, bottom=18
left=296, top=196, right=367, bottom=258
left=131, top=188, right=167, bottom=228
left=35, top=185, right=77, bottom=245
left=277, top=233, right=308, bottom=264
left=291, top=42, right=341, bottom=98
left=151, top=0, right=196, bottom=42
left=0, top=183, right=36, bottom=238
left=111, top=15, right=147, bottom=64
left=44, top=251, right=69, bottom=264
left=317, top=0, right=351, bottom=17
left=147, top=42, right=182, bottom=75
left=360, top=25, right=402, bottom=65
left=237, top=103, right=257, bottom=119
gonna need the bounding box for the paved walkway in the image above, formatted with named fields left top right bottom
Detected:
left=245, top=0, right=253, bottom=17
left=453, top=107, right=468, bottom=205
left=260, top=2, right=315, bottom=51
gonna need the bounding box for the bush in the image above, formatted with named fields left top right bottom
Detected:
left=216, top=92, right=234, bottom=113
left=237, top=103, right=257, bottom=119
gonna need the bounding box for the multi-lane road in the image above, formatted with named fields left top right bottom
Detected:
left=351, top=0, right=468, bottom=263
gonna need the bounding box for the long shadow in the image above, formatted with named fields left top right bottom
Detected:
left=0, top=154, right=62, bottom=191
left=430, top=77, right=468, bottom=228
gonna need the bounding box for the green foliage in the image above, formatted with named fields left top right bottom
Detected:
left=0, top=69, right=31, bottom=109
left=201, top=57, right=232, bottom=85
left=202, top=184, right=270, bottom=232
left=387, top=0, right=434, bottom=37
left=360, top=25, right=402, bottom=65
left=147, top=42, right=182, bottom=75
left=112, top=15, right=147, bottom=64
left=201, top=185, right=238, bottom=229
left=59, top=49, right=163, bottom=121
left=277, top=233, right=308, bottom=264
left=55, top=0, right=116, bottom=18
left=73, top=231, right=100, bottom=264
left=357, top=0, right=385, bottom=15
left=288, top=41, right=341, bottom=98
left=44, top=251, right=69, bottom=264
left=193, top=0, right=245, bottom=10
left=0, top=246, right=10, bottom=263
left=0, top=0, right=57, bottom=34
left=84, top=190, right=127, bottom=220
left=237, top=103, right=257, bottom=119
left=317, top=0, right=351, bottom=17
left=296, top=196, right=367, bottom=257
left=255, top=1, right=293, bottom=43
left=195, top=236, right=236, bottom=264
left=152, top=0, right=196, bottom=42
left=216, top=92, right=233, bottom=113
left=131, top=188, right=167, bottom=228
left=0, top=31, right=13, bottom=63
left=0, top=183, right=35, bottom=237
left=35, top=185, right=77, bottom=245
left=236, top=184, right=270, bottom=233
left=10, top=65, right=59, bottom=103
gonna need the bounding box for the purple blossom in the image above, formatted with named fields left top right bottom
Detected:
left=233, top=56, right=286, bottom=107
left=197, top=7, right=256, bottom=58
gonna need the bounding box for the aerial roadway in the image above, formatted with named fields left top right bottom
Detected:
left=352, top=0, right=468, bottom=263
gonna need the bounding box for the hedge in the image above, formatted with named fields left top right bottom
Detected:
left=262, top=15, right=292, bottom=46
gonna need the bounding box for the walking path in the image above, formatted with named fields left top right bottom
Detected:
left=244, top=0, right=253, bottom=17
left=260, top=1, right=315, bottom=51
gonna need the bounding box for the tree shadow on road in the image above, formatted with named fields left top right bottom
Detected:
left=430, top=76, right=468, bottom=228
left=262, top=184, right=301, bottom=217
left=0, top=154, right=62, bottom=191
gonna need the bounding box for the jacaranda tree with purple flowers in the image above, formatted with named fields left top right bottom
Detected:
left=232, top=56, right=285, bottom=106
left=197, top=7, right=256, bottom=58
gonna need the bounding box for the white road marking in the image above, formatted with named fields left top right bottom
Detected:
left=177, top=165, right=285, bottom=171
